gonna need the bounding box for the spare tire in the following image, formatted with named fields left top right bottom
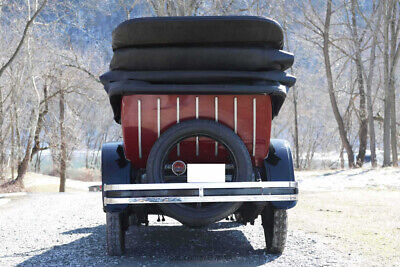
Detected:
left=146, top=120, right=254, bottom=227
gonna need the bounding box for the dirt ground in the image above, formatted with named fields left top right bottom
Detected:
left=1, top=168, right=399, bottom=265
left=290, top=188, right=400, bottom=265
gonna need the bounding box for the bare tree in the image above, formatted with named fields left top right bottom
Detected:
left=0, top=0, right=47, bottom=79
left=0, top=0, right=46, bottom=181
left=347, top=0, right=368, bottom=166
left=298, top=0, right=355, bottom=167
left=282, top=23, right=300, bottom=169
left=382, top=0, right=400, bottom=166
left=0, top=0, right=48, bottom=185
left=147, top=0, right=202, bottom=16
left=59, top=91, right=66, bottom=192
left=30, top=83, right=49, bottom=160
left=2, top=0, right=399, bottom=181
left=388, top=1, right=399, bottom=167
left=360, top=0, right=382, bottom=168
left=117, top=0, right=141, bottom=19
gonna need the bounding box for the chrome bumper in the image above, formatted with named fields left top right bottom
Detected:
left=103, top=181, right=298, bottom=205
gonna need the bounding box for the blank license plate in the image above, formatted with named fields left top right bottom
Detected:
left=187, top=164, right=225, bottom=183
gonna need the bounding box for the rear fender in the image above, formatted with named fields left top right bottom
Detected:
left=102, top=142, right=131, bottom=212
left=263, top=139, right=297, bottom=209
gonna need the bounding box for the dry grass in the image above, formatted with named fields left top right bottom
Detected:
left=289, top=188, right=400, bottom=265
left=24, top=184, right=83, bottom=193
left=0, top=180, right=24, bottom=194
left=67, top=168, right=101, bottom=182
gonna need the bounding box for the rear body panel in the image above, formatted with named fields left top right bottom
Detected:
left=121, top=95, right=272, bottom=168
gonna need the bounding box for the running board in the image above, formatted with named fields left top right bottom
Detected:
left=103, top=181, right=298, bottom=205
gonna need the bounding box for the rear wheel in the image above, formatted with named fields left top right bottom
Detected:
left=146, top=120, right=254, bottom=227
left=261, top=205, right=287, bottom=254
left=106, top=212, right=126, bottom=256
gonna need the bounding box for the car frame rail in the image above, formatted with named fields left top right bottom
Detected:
left=103, top=181, right=298, bottom=205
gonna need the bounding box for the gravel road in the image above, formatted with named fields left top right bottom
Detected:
left=0, top=193, right=362, bottom=266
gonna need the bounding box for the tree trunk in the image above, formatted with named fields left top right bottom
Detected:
left=350, top=0, right=368, bottom=167
left=383, top=1, right=392, bottom=166
left=0, top=88, right=4, bottom=180
left=10, top=111, right=15, bottom=179
left=390, top=79, right=398, bottom=166
left=86, top=148, right=89, bottom=169
left=293, top=86, right=300, bottom=169
left=59, top=92, right=67, bottom=192
left=340, top=144, right=345, bottom=169
left=31, top=86, right=49, bottom=160
left=323, top=0, right=354, bottom=168
left=15, top=107, right=38, bottom=183
left=16, top=145, right=31, bottom=183
left=389, top=1, right=399, bottom=166
left=365, top=1, right=382, bottom=168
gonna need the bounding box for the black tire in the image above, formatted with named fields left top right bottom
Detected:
left=146, top=120, right=254, bottom=227
left=261, top=205, right=287, bottom=254
left=106, top=212, right=126, bottom=256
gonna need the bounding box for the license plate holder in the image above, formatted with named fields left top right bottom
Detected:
left=187, top=164, right=225, bottom=183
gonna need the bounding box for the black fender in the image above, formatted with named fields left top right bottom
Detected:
left=263, top=139, right=297, bottom=209
left=102, top=142, right=131, bottom=212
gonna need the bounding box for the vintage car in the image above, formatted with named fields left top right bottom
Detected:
left=100, top=16, right=297, bottom=256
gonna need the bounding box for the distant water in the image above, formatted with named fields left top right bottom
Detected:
left=30, top=150, right=101, bottom=175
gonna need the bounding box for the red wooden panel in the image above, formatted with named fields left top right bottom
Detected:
left=121, top=95, right=272, bottom=169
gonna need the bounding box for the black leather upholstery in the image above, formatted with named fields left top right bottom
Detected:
left=112, top=16, right=284, bottom=50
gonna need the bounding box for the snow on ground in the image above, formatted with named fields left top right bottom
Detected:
left=296, top=167, right=400, bottom=191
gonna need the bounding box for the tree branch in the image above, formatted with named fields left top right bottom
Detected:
left=65, top=64, right=101, bottom=84
left=0, top=0, right=48, bottom=79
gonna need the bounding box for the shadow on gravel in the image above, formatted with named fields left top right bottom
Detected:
left=320, top=169, right=372, bottom=177
left=18, top=221, right=279, bottom=266
left=321, top=170, right=346, bottom=176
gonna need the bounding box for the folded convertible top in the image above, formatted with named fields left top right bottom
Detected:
left=102, top=16, right=296, bottom=123
left=100, top=79, right=289, bottom=123
left=112, top=16, right=284, bottom=50
left=101, top=70, right=296, bottom=87
left=110, top=47, right=294, bottom=71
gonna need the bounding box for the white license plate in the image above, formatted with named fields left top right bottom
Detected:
left=187, top=164, right=225, bottom=183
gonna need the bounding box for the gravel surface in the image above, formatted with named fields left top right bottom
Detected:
left=0, top=193, right=362, bottom=266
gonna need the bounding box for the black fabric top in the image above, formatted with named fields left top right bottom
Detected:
left=112, top=16, right=284, bottom=50
left=110, top=47, right=294, bottom=71
left=100, top=79, right=289, bottom=123
left=100, top=70, right=296, bottom=87
left=103, top=16, right=295, bottom=123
